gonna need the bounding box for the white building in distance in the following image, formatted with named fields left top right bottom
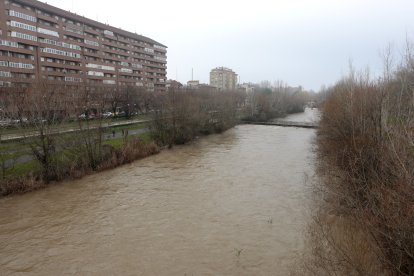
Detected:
left=209, top=67, right=238, bottom=90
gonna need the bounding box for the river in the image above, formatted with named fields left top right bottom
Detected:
left=0, top=110, right=317, bottom=275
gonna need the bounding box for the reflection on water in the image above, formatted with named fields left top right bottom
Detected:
left=0, top=113, right=316, bottom=275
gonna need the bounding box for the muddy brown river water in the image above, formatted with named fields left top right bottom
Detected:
left=0, top=110, right=317, bottom=275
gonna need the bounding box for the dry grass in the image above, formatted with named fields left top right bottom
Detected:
left=0, top=174, right=45, bottom=196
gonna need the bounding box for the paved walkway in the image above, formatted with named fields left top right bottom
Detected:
left=1, top=119, right=151, bottom=142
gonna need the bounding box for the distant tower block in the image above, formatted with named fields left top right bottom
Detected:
left=209, top=67, right=238, bottom=90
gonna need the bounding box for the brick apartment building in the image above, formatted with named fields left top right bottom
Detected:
left=0, top=0, right=167, bottom=91
left=209, top=67, right=237, bottom=90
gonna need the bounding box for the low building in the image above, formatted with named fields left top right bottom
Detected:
left=187, top=80, right=200, bottom=87
left=165, top=79, right=183, bottom=90
left=239, top=82, right=255, bottom=93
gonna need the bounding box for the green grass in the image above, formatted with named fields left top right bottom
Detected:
left=107, top=122, right=148, bottom=133
left=0, top=139, right=22, bottom=151
left=103, top=132, right=153, bottom=149
left=5, top=160, right=40, bottom=178
left=103, top=137, right=125, bottom=149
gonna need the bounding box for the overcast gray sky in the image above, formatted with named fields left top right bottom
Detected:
left=41, top=0, right=414, bottom=91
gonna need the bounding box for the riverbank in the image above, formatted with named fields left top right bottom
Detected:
left=0, top=133, right=160, bottom=196
left=0, top=118, right=237, bottom=197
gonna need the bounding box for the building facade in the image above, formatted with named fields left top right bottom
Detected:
left=0, top=0, right=167, bottom=91
left=209, top=67, right=237, bottom=90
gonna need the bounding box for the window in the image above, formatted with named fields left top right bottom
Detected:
left=65, top=76, right=82, bottom=82
left=0, top=61, right=9, bottom=67
left=9, top=10, right=37, bottom=22
left=120, top=68, right=132, bottom=73
left=154, top=56, right=167, bottom=61
left=37, top=27, right=59, bottom=37
left=0, top=39, right=19, bottom=47
left=8, top=62, right=34, bottom=69
left=66, top=26, right=83, bottom=35
left=39, top=38, right=81, bottom=50
left=84, top=39, right=99, bottom=47
left=11, top=31, right=37, bottom=41
left=10, top=21, right=36, bottom=32
left=154, top=44, right=166, bottom=50
left=144, top=47, right=154, bottom=53
left=103, top=79, right=116, bottom=84
left=104, top=30, right=114, bottom=36
left=131, top=63, right=143, bottom=69
left=87, top=71, right=104, bottom=77
left=0, top=71, right=11, bottom=77
left=86, top=63, right=115, bottom=71
left=41, top=47, right=81, bottom=58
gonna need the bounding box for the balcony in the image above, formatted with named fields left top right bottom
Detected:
left=86, top=74, right=105, bottom=80
left=118, top=76, right=135, bottom=83
left=83, top=41, right=101, bottom=51
left=84, top=27, right=100, bottom=36
left=102, top=46, right=123, bottom=56
left=117, top=36, right=130, bottom=44
left=44, top=70, right=66, bottom=77
left=102, top=39, right=126, bottom=50
left=37, top=14, right=59, bottom=24
left=82, top=50, right=101, bottom=59
left=63, top=29, right=84, bottom=39
left=37, top=20, right=58, bottom=30
left=154, top=47, right=167, bottom=54
left=102, top=53, right=122, bottom=62
left=8, top=77, right=36, bottom=84
left=146, top=63, right=167, bottom=71
left=118, top=71, right=133, bottom=77
left=41, top=61, right=82, bottom=71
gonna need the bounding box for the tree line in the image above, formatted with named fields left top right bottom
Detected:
left=0, top=82, right=314, bottom=196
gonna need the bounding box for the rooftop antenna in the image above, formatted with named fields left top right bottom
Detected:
left=191, top=68, right=194, bottom=81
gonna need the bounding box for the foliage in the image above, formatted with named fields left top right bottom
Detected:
left=149, top=88, right=242, bottom=146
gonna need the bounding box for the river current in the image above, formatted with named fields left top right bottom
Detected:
left=0, top=110, right=318, bottom=275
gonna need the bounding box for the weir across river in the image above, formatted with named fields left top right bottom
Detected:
left=242, top=120, right=318, bottom=129
left=242, top=108, right=320, bottom=129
